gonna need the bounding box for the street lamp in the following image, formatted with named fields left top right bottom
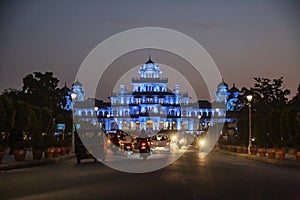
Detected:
left=71, top=93, right=77, bottom=102
left=94, top=106, right=98, bottom=126
left=215, top=108, right=219, bottom=116
left=197, top=115, right=201, bottom=131
left=215, top=108, right=220, bottom=134
left=70, top=93, right=77, bottom=153
left=247, top=94, right=253, bottom=155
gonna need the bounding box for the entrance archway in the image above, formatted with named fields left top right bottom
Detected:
left=135, top=121, right=140, bottom=131
left=146, top=120, right=153, bottom=131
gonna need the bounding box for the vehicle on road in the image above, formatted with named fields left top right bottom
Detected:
left=150, top=133, right=171, bottom=152
left=106, top=130, right=128, bottom=154
left=139, top=138, right=151, bottom=160
left=191, top=134, right=206, bottom=150
left=123, top=134, right=134, bottom=156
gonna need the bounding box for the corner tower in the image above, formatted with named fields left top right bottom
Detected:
left=72, top=79, right=85, bottom=102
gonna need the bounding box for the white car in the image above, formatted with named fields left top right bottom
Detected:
left=150, top=134, right=171, bottom=152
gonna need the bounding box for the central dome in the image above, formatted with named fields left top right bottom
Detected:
left=138, top=57, right=162, bottom=78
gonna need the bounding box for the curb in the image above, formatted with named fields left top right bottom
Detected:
left=0, top=154, right=75, bottom=171
left=216, top=148, right=300, bottom=169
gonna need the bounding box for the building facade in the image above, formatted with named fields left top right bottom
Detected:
left=71, top=58, right=241, bottom=134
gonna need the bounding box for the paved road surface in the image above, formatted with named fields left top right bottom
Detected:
left=1, top=150, right=300, bottom=200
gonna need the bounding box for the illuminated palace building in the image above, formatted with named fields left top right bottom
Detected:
left=71, top=58, right=241, bottom=134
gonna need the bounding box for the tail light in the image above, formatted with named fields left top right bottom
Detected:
left=150, top=141, right=154, bottom=145
left=141, top=142, right=147, bottom=149
left=166, top=141, right=170, bottom=146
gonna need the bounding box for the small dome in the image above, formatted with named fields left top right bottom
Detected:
left=72, top=79, right=82, bottom=87
left=62, top=82, right=68, bottom=89
left=144, top=57, right=156, bottom=70
left=145, top=57, right=154, bottom=64
left=218, top=79, right=228, bottom=88
left=229, top=83, right=240, bottom=93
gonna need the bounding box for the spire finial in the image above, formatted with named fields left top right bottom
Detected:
left=145, top=55, right=154, bottom=64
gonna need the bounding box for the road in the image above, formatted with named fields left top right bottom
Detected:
left=1, top=150, right=300, bottom=200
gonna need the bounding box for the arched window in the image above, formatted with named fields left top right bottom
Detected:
left=208, top=112, right=212, bottom=117
left=111, top=122, right=118, bottom=130
left=171, top=110, right=175, bottom=116
left=88, top=111, right=92, bottom=116
left=180, top=100, right=184, bottom=105
left=136, top=121, right=140, bottom=130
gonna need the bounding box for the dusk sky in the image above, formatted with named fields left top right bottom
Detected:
left=0, top=0, right=299, bottom=101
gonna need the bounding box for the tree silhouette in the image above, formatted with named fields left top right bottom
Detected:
left=239, top=77, right=291, bottom=147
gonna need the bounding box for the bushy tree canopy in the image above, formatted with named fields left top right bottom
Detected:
left=238, top=77, right=299, bottom=148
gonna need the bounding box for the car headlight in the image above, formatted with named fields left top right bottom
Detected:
left=171, top=135, right=177, bottom=142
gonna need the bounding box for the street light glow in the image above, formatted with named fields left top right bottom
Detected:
left=247, top=94, right=253, bottom=102
left=71, top=93, right=77, bottom=100
left=199, top=140, right=205, bottom=146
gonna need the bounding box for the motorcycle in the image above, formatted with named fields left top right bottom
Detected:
left=124, top=142, right=133, bottom=156
left=139, top=138, right=151, bottom=160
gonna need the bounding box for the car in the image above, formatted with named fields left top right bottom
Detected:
left=133, top=136, right=151, bottom=151
left=150, top=133, right=171, bottom=152
left=106, top=130, right=132, bottom=153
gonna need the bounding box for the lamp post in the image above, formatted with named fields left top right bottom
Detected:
left=215, top=108, right=219, bottom=134
left=247, top=95, right=253, bottom=155
left=70, top=93, right=77, bottom=153
left=197, top=115, right=201, bottom=132
left=106, top=114, right=110, bottom=130
left=94, top=106, right=98, bottom=126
